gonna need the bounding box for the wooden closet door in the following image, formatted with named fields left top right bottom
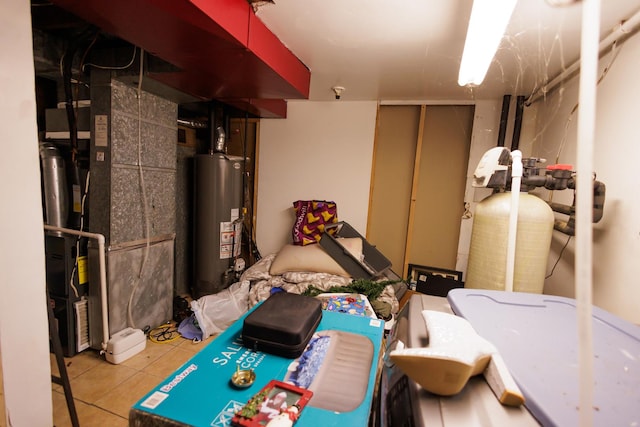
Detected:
left=408, top=105, right=473, bottom=271
left=367, top=105, right=420, bottom=274
left=368, top=105, right=473, bottom=277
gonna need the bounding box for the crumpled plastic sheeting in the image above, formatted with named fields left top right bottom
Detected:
left=190, top=280, right=250, bottom=339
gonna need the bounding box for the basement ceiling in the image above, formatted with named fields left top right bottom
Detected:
left=34, top=0, right=640, bottom=113
left=39, top=0, right=311, bottom=118
left=257, top=0, right=640, bottom=101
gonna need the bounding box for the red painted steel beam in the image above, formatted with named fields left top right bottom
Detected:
left=248, top=13, right=310, bottom=100
left=49, top=0, right=310, bottom=117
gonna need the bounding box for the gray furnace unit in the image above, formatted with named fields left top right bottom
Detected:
left=193, top=151, right=244, bottom=298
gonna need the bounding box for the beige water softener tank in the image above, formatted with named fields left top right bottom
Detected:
left=465, top=191, right=554, bottom=293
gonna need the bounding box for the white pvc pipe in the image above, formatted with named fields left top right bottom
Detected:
left=505, top=150, right=522, bottom=292
left=576, top=0, right=599, bottom=425
left=44, top=225, right=110, bottom=352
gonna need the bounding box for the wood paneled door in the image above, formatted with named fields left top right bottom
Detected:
left=367, top=105, right=474, bottom=278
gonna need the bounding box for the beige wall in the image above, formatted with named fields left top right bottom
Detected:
left=255, top=100, right=377, bottom=256
left=257, top=101, right=512, bottom=275
left=257, top=69, right=640, bottom=327
left=0, top=0, right=53, bottom=424
left=526, top=31, right=640, bottom=324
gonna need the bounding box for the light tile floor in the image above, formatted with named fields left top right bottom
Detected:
left=49, top=331, right=216, bottom=427
left=0, top=292, right=410, bottom=427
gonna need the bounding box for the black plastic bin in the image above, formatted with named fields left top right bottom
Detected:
left=319, top=222, right=392, bottom=279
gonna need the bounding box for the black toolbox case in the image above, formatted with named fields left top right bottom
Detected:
left=242, top=292, right=322, bottom=358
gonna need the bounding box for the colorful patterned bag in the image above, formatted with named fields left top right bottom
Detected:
left=292, top=200, right=338, bottom=245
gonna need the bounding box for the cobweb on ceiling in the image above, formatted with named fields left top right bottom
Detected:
left=488, top=0, right=633, bottom=163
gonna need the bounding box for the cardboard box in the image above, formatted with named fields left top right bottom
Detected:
left=319, top=222, right=391, bottom=279
left=130, top=304, right=385, bottom=427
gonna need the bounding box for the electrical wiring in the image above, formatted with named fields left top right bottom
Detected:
left=546, top=234, right=572, bottom=279
left=241, top=114, right=262, bottom=262
left=81, top=45, right=137, bottom=72
left=61, top=50, right=79, bottom=166
left=68, top=170, right=91, bottom=298
left=127, top=47, right=152, bottom=329
left=75, top=33, right=98, bottom=106
left=136, top=47, right=151, bottom=279
left=148, top=323, right=181, bottom=344
left=61, top=32, right=97, bottom=298
left=546, top=39, right=623, bottom=204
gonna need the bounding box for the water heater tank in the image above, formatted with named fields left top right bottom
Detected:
left=193, top=153, right=244, bottom=298
left=465, top=192, right=554, bottom=293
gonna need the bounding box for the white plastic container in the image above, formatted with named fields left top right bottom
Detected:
left=105, top=327, right=146, bottom=364
left=465, top=192, right=554, bottom=293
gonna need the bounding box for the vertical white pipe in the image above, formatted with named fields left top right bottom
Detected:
left=505, top=150, right=522, bottom=292
left=44, top=225, right=110, bottom=351
left=576, top=0, right=599, bottom=425
left=97, top=237, right=109, bottom=350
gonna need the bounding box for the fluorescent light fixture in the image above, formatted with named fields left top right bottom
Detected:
left=458, top=0, right=518, bottom=86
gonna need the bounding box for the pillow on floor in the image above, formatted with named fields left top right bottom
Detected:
left=270, top=238, right=363, bottom=277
